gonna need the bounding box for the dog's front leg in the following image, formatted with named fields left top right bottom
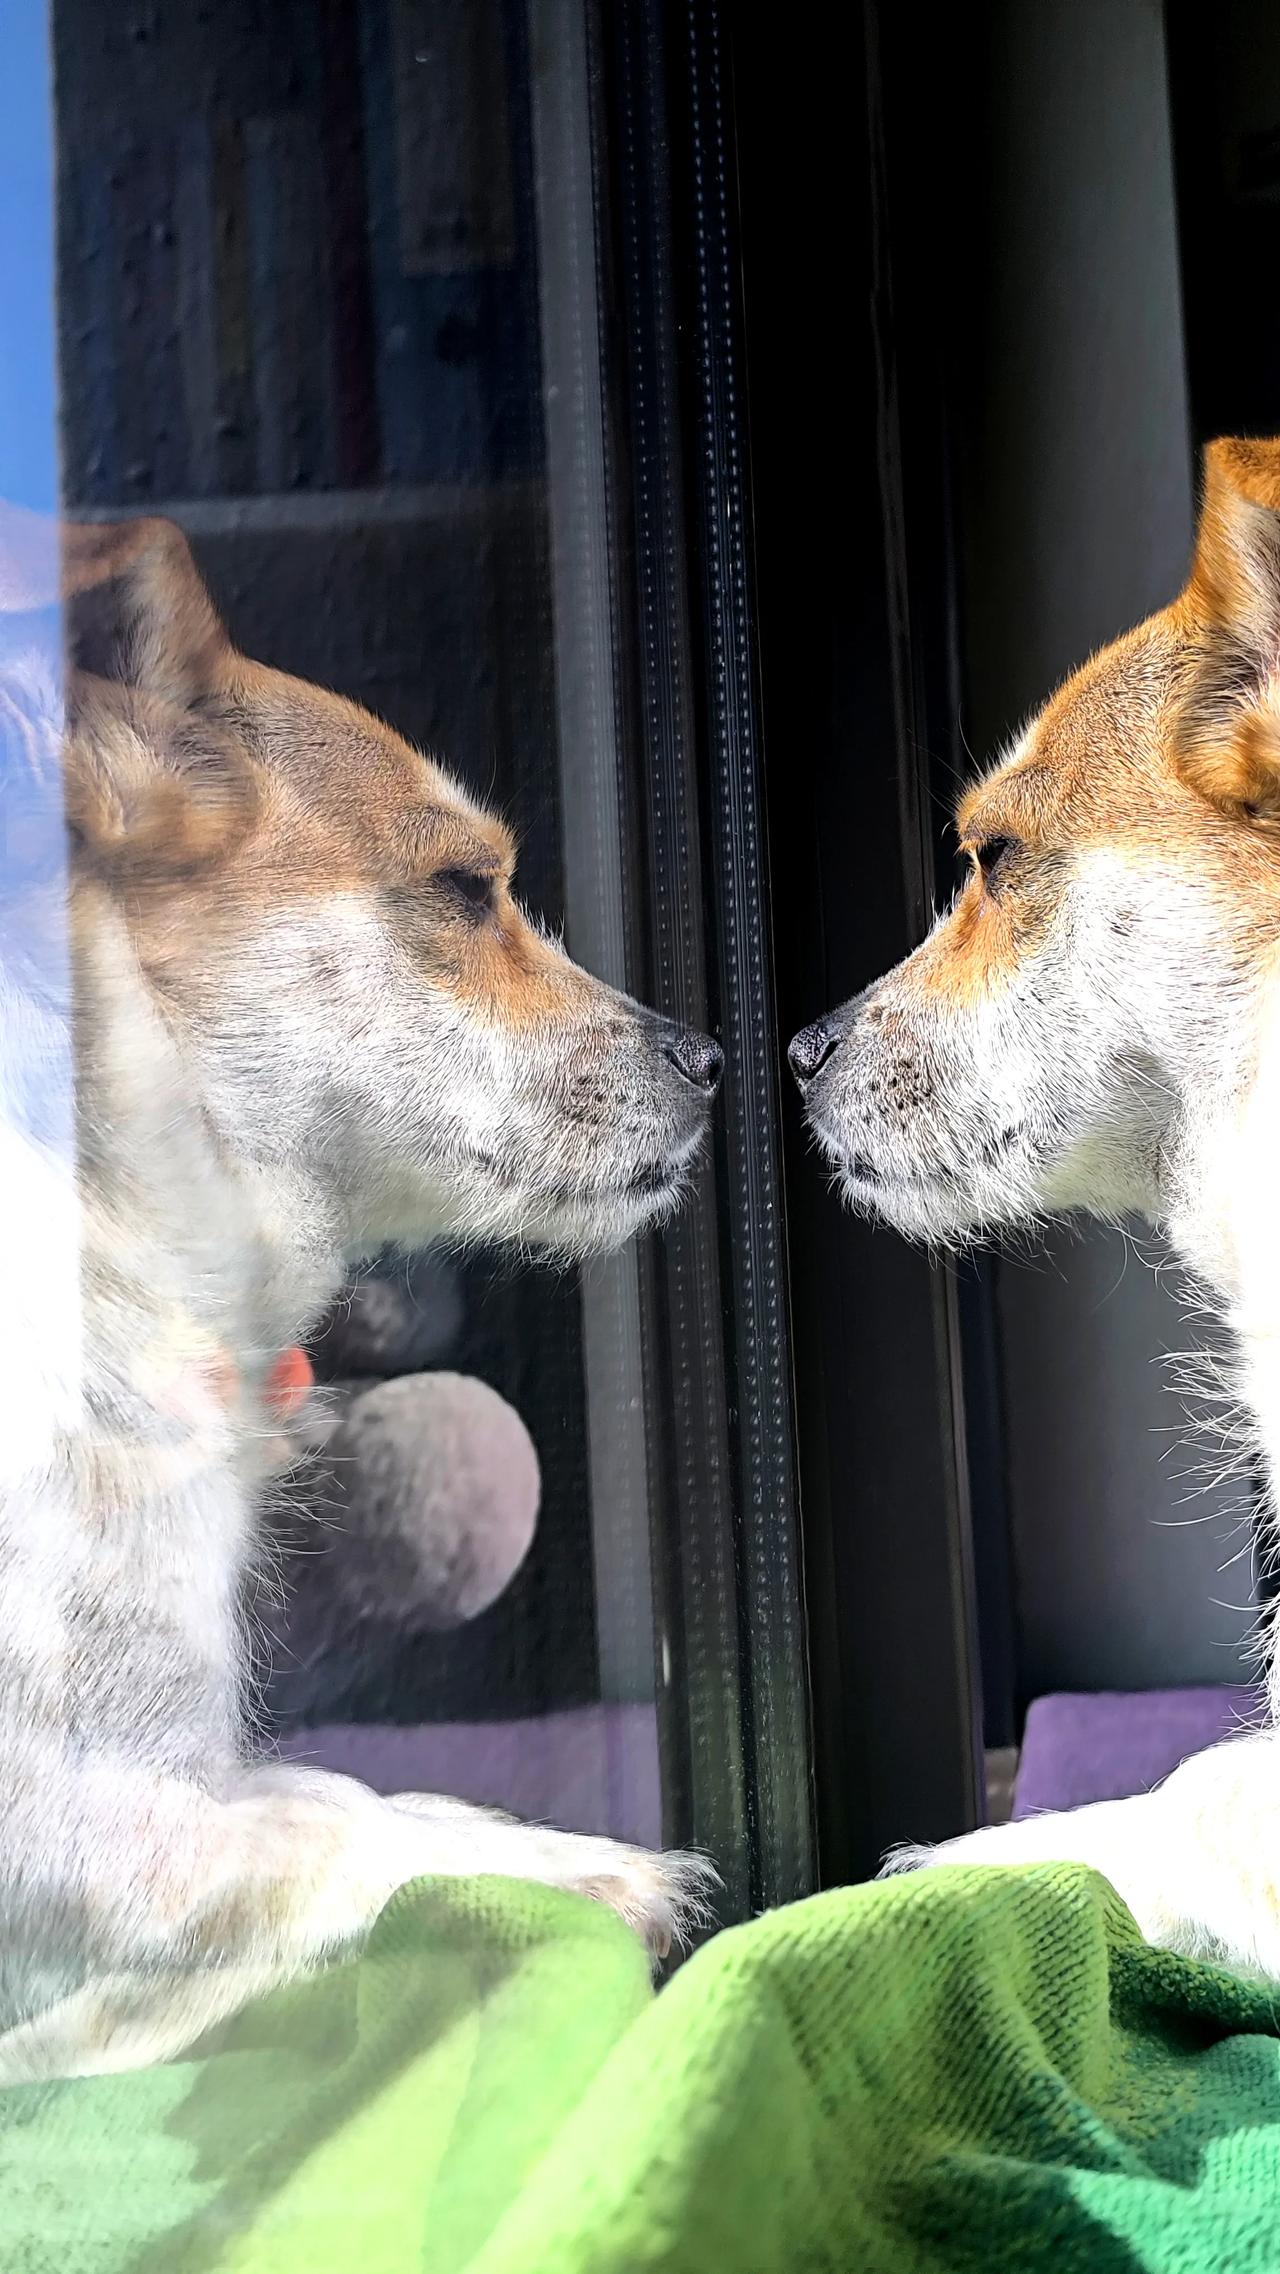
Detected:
left=0, top=1763, right=717, bottom=2081
left=887, top=1725, right=1280, bottom=1974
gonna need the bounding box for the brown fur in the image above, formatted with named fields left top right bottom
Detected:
left=937, top=438, right=1280, bottom=1007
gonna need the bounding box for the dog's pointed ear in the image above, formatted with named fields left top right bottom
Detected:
left=0, top=506, right=257, bottom=879
left=61, top=518, right=255, bottom=876
left=1176, top=438, right=1280, bottom=824
left=61, top=687, right=258, bottom=881
left=60, top=515, right=228, bottom=708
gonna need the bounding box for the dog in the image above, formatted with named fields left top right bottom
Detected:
left=0, top=506, right=722, bottom=2078
left=789, top=433, right=1280, bottom=1976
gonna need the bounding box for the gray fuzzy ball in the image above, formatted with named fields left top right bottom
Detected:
left=315, top=1372, right=540, bottom=1631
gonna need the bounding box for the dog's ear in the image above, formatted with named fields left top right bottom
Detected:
left=61, top=685, right=258, bottom=881
left=0, top=506, right=227, bottom=699
left=0, top=507, right=257, bottom=879
left=60, top=515, right=228, bottom=709
left=1176, top=438, right=1280, bottom=824
left=60, top=517, right=255, bottom=876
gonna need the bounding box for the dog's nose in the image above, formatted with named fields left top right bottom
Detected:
left=788, top=1017, right=840, bottom=1084
left=663, top=1025, right=724, bottom=1094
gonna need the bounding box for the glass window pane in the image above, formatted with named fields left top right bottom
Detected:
left=4, top=0, right=813, bottom=2103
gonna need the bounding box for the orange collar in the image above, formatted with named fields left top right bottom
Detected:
left=264, top=1345, right=314, bottom=1420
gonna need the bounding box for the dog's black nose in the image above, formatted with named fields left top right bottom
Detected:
left=788, top=1017, right=840, bottom=1084
left=663, top=1025, right=724, bottom=1094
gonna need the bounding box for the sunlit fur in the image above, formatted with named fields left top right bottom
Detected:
left=0, top=512, right=718, bottom=2080
left=794, top=437, right=1280, bottom=1977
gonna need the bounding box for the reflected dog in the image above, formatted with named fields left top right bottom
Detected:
left=0, top=509, right=721, bottom=2077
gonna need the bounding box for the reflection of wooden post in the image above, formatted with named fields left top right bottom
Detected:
left=528, top=0, right=660, bottom=1807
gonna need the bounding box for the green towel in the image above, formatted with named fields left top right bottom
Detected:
left=6, top=1861, right=1280, bottom=2272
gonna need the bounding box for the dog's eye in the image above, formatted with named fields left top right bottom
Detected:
left=974, top=835, right=1014, bottom=884
left=438, top=868, right=496, bottom=918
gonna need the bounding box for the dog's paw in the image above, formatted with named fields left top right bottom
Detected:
left=556, top=1837, right=721, bottom=1961
left=383, top=1789, right=720, bottom=1962
left=879, top=1820, right=1054, bottom=1878
left=878, top=1803, right=1175, bottom=1910
left=875, top=1735, right=1280, bottom=1980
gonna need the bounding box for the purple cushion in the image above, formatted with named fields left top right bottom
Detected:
left=277, top=1701, right=663, bottom=1849
left=1012, top=1686, right=1267, bottom=1818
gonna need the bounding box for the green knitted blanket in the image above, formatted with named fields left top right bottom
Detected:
left=6, top=1862, right=1280, bottom=2272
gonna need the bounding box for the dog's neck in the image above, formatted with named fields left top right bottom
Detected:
left=1160, top=976, right=1280, bottom=1305
left=0, top=887, right=351, bottom=1777
left=1150, top=979, right=1280, bottom=1669
left=58, top=889, right=343, bottom=1483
